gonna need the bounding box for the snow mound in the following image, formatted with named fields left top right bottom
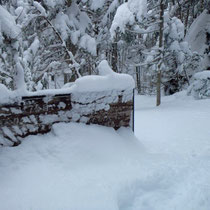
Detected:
left=1, top=95, right=210, bottom=210
left=188, top=71, right=210, bottom=99
left=0, top=123, right=143, bottom=210
left=71, top=60, right=135, bottom=92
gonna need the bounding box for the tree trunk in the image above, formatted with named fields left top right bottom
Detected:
left=156, top=70, right=161, bottom=106
left=111, top=37, right=118, bottom=72
left=200, top=0, right=204, bottom=12
left=184, top=4, right=190, bottom=36
left=156, top=0, right=164, bottom=106
left=136, top=66, right=141, bottom=94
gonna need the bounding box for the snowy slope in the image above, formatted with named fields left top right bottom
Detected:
left=0, top=93, right=210, bottom=210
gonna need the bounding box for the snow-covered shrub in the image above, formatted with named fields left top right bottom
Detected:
left=163, top=16, right=202, bottom=95
left=188, top=71, right=210, bottom=99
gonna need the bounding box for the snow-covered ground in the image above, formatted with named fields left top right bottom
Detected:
left=1, top=92, right=210, bottom=210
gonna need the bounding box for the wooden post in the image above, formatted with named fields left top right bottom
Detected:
left=132, top=89, right=135, bottom=132
left=111, top=36, right=118, bottom=73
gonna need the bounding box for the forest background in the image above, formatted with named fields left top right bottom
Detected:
left=0, top=0, right=209, bottom=101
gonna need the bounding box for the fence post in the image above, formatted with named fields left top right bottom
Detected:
left=132, top=89, right=135, bottom=132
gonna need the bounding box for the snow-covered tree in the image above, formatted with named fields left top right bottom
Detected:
left=0, top=5, right=22, bottom=90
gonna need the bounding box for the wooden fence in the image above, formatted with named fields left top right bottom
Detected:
left=0, top=89, right=134, bottom=146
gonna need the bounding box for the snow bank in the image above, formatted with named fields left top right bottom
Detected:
left=1, top=93, right=210, bottom=210
left=134, top=94, right=210, bottom=210
left=188, top=71, right=210, bottom=99
left=0, top=123, right=143, bottom=210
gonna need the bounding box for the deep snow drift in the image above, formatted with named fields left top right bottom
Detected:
left=1, top=92, right=210, bottom=210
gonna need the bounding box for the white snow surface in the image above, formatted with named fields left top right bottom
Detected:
left=1, top=92, right=210, bottom=210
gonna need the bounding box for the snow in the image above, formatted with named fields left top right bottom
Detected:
left=33, top=1, right=47, bottom=17
left=98, top=59, right=115, bottom=75
left=0, top=6, right=20, bottom=39
left=14, top=61, right=27, bottom=93
left=188, top=71, right=210, bottom=99
left=1, top=92, right=210, bottom=209
left=127, top=0, right=147, bottom=22
left=102, top=0, right=119, bottom=26
left=0, top=84, right=22, bottom=104
left=110, top=0, right=147, bottom=38
left=54, top=12, right=71, bottom=40
left=0, top=60, right=134, bottom=103
left=79, top=34, right=96, bottom=56
left=71, top=60, right=135, bottom=92
left=90, top=0, right=106, bottom=11
left=169, top=17, right=184, bottom=41
left=110, top=3, right=135, bottom=38
left=43, top=0, right=65, bottom=8
left=185, top=10, right=210, bottom=55
left=71, top=74, right=134, bottom=92
left=185, top=10, right=210, bottom=69
left=0, top=84, right=14, bottom=104
left=194, top=70, right=210, bottom=80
